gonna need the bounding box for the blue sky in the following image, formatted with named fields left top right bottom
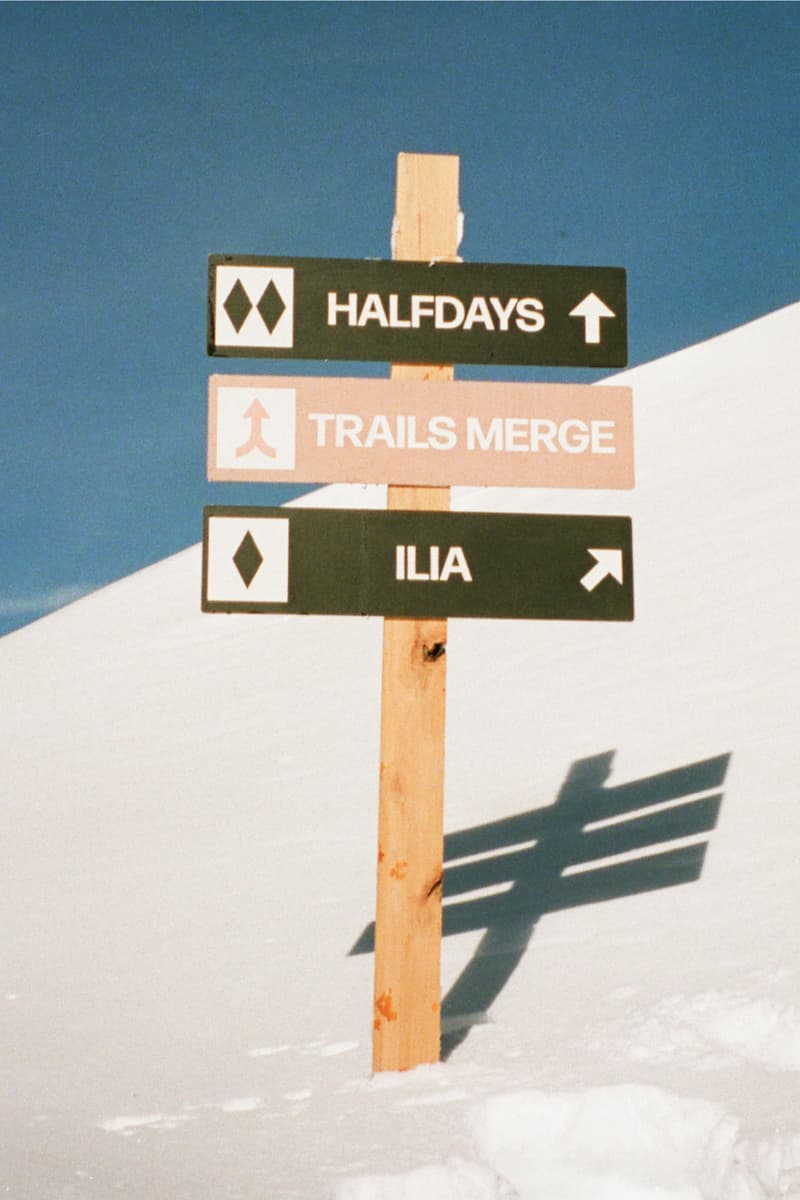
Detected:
left=1, top=1, right=797, bottom=637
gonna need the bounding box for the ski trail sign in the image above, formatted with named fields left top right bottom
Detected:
left=207, top=375, right=635, bottom=490
left=202, top=506, right=634, bottom=622
left=208, top=255, right=627, bottom=367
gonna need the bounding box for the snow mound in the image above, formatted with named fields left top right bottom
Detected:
left=471, top=1086, right=800, bottom=1200
left=333, top=1157, right=518, bottom=1200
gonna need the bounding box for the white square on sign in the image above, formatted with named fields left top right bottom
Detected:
left=214, top=265, right=294, bottom=349
left=206, top=516, right=290, bottom=604
left=215, top=386, right=296, bottom=471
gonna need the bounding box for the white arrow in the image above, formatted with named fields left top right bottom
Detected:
left=569, top=292, right=616, bottom=344
left=580, top=548, right=624, bottom=592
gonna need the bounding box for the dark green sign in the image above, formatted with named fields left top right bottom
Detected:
left=208, top=255, right=627, bottom=368
left=202, top=507, right=634, bottom=621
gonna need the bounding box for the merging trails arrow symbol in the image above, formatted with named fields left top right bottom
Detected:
left=236, top=397, right=276, bottom=458
left=580, top=548, right=624, bottom=592
left=569, top=292, right=616, bottom=344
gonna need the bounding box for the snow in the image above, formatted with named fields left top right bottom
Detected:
left=1, top=301, right=799, bottom=1198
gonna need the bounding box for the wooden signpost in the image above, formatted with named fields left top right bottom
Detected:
left=203, top=151, right=633, bottom=1073
left=372, top=153, right=459, bottom=1071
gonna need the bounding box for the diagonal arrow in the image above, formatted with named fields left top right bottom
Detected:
left=569, top=293, right=616, bottom=345
left=580, top=548, right=624, bottom=592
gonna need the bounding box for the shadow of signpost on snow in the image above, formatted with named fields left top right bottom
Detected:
left=350, top=749, right=731, bottom=1059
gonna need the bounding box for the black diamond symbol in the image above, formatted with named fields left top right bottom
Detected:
left=223, top=279, right=253, bottom=333
left=233, top=531, right=263, bottom=588
left=257, top=280, right=286, bottom=334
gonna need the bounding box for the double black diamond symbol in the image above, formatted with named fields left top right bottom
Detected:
left=223, top=278, right=286, bottom=335
left=233, top=531, right=263, bottom=588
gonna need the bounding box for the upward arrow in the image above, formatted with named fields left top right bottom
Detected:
left=243, top=397, right=268, bottom=424
left=569, top=293, right=616, bottom=344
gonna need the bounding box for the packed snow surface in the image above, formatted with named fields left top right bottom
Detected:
left=2, top=302, right=799, bottom=1197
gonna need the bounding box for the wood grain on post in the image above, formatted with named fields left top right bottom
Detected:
left=372, top=153, right=460, bottom=1072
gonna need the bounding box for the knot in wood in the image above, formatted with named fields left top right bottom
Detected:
left=422, top=641, right=446, bottom=662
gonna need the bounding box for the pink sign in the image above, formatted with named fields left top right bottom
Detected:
left=208, top=374, right=634, bottom=489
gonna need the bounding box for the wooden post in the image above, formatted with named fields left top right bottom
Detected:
left=372, top=153, right=460, bottom=1072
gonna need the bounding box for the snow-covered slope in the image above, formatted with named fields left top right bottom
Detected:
left=2, top=302, right=799, bottom=1199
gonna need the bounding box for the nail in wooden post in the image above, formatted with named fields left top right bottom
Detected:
left=372, top=152, right=460, bottom=1072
